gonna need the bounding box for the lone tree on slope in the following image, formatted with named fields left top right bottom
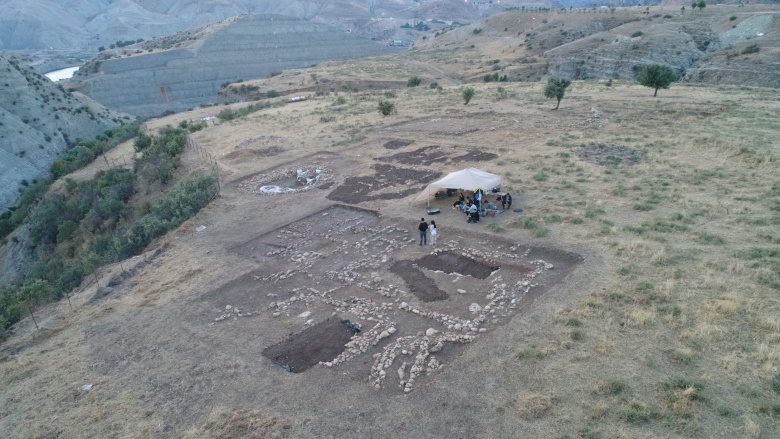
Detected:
left=462, top=87, right=475, bottom=105
left=637, top=64, right=677, bottom=97
left=543, top=77, right=572, bottom=110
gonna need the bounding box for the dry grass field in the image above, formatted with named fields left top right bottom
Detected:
left=2, top=7, right=780, bottom=439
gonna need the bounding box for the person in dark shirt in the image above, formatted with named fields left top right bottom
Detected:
left=502, top=193, right=513, bottom=209
left=418, top=218, right=428, bottom=246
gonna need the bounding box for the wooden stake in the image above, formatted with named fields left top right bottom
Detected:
left=27, top=303, right=39, bottom=331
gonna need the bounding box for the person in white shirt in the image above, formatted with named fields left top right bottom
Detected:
left=429, top=221, right=438, bottom=244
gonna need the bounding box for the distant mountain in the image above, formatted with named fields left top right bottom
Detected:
left=0, top=55, right=130, bottom=211
left=418, top=6, right=779, bottom=89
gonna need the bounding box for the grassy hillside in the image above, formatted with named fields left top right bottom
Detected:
left=0, top=122, right=217, bottom=333
left=0, top=4, right=778, bottom=439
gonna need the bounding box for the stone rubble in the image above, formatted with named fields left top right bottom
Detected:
left=236, top=165, right=334, bottom=195
left=211, top=304, right=254, bottom=323
left=230, top=210, right=558, bottom=393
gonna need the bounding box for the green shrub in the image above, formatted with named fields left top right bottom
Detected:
left=462, top=87, right=475, bottom=105
left=266, top=89, right=281, bottom=98
left=407, top=76, right=422, bottom=87
left=377, top=100, right=395, bottom=116
left=742, top=44, right=759, bottom=55
left=608, top=380, right=626, bottom=395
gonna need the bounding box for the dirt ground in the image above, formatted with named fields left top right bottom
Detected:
left=2, top=10, right=780, bottom=437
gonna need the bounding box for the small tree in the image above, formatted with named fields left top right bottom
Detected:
left=543, top=77, right=572, bottom=110
left=19, top=280, right=52, bottom=331
left=697, top=0, right=706, bottom=11
left=690, top=2, right=697, bottom=10
left=407, top=76, right=422, bottom=87
left=377, top=100, right=395, bottom=116
left=637, top=64, right=677, bottom=97
left=462, top=87, right=475, bottom=105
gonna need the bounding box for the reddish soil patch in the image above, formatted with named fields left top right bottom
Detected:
left=576, top=143, right=641, bottom=166
left=389, top=260, right=449, bottom=302
left=383, top=139, right=414, bottom=150
left=416, top=251, right=495, bottom=279
left=326, top=164, right=441, bottom=203
left=262, top=317, right=356, bottom=373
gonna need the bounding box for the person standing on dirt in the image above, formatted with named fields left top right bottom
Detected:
left=429, top=221, right=438, bottom=245
left=418, top=218, right=429, bottom=246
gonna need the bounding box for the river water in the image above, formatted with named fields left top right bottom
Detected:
left=44, top=66, right=80, bottom=81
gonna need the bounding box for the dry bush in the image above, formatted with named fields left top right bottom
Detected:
left=740, top=415, right=761, bottom=438
left=626, top=306, right=656, bottom=327
left=185, top=409, right=292, bottom=439
left=516, top=393, right=558, bottom=420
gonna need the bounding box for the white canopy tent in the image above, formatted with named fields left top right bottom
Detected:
left=416, top=167, right=502, bottom=207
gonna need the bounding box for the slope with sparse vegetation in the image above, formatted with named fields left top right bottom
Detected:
left=0, top=4, right=779, bottom=439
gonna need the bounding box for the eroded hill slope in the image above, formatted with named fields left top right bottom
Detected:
left=0, top=56, right=130, bottom=210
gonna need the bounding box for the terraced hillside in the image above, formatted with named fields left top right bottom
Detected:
left=68, top=14, right=399, bottom=117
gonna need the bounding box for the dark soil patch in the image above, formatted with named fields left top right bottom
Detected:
left=389, top=260, right=449, bottom=302
left=576, top=143, right=641, bottom=166
left=327, top=164, right=441, bottom=203
left=378, top=146, right=498, bottom=166
left=262, top=317, right=355, bottom=373
left=416, top=251, right=494, bottom=279
left=383, top=139, right=414, bottom=150
left=451, top=150, right=498, bottom=163
left=378, top=146, right=449, bottom=165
